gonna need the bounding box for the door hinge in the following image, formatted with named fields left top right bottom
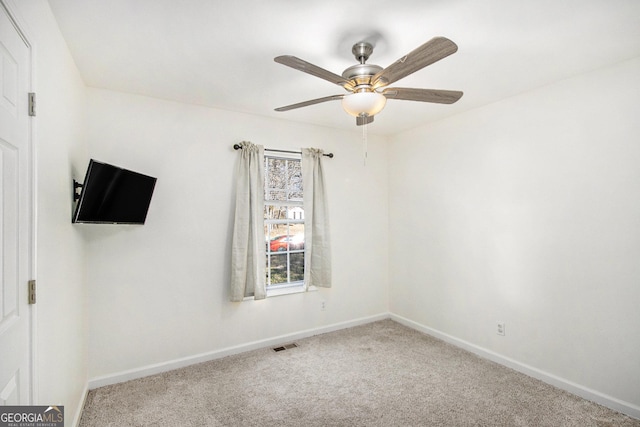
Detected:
left=28, top=280, right=36, bottom=304
left=28, top=92, right=36, bottom=117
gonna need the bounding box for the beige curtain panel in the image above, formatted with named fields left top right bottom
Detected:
left=230, top=141, right=266, bottom=301
left=302, top=148, right=332, bottom=289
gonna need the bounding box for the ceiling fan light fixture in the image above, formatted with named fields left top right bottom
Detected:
left=341, top=92, right=386, bottom=118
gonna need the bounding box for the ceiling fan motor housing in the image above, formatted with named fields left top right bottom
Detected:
left=342, top=63, right=383, bottom=90
left=342, top=42, right=383, bottom=91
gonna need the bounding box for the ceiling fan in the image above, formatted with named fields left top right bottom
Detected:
left=274, top=37, right=463, bottom=126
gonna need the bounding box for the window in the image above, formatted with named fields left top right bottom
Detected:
left=264, top=154, right=304, bottom=290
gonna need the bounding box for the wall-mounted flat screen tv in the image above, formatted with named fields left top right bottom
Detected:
left=72, top=159, right=157, bottom=224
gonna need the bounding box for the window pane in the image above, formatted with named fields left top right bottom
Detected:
left=288, top=160, right=302, bottom=189
left=268, top=234, right=289, bottom=252
left=265, top=205, right=288, bottom=220
left=268, top=254, right=288, bottom=285
left=288, top=206, right=304, bottom=220
left=289, top=190, right=303, bottom=201
left=267, top=190, right=287, bottom=201
left=288, top=228, right=304, bottom=250
left=290, top=253, right=304, bottom=282
left=265, top=224, right=287, bottom=253
left=267, top=158, right=287, bottom=189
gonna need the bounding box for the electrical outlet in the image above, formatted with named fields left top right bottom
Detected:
left=321, top=301, right=326, bottom=311
left=497, top=322, right=505, bottom=336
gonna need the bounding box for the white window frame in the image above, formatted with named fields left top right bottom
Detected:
left=264, top=152, right=307, bottom=297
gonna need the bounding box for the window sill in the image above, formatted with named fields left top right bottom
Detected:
left=268, top=285, right=317, bottom=298
left=243, top=285, right=317, bottom=301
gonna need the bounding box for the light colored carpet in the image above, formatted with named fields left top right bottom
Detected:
left=79, top=320, right=639, bottom=426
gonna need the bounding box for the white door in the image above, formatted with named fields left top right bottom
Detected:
left=0, top=2, right=33, bottom=405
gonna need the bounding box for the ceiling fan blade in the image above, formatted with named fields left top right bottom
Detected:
left=356, top=115, right=374, bottom=126
left=275, top=94, right=344, bottom=112
left=383, top=87, right=463, bottom=104
left=275, top=56, right=353, bottom=89
left=372, top=37, right=458, bottom=88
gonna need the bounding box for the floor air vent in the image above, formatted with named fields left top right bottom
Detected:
left=273, top=343, right=298, bottom=352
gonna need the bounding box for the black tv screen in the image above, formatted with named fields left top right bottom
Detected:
left=72, top=159, right=157, bottom=224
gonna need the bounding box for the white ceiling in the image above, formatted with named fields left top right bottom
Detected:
left=47, top=0, right=640, bottom=136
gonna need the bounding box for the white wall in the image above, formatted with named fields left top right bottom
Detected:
left=83, top=88, right=389, bottom=379
left=9, top=1, right=640, bottom=422
left=389, top=57, right=640, bottom=412
left=9, top=0, right=89, bottom=424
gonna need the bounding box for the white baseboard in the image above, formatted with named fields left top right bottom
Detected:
left=88, top=312, right=390, bottom=390
left=390, top=313, right=640, bottom=421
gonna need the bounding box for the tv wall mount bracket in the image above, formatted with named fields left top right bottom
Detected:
left=73, top=180, right=83, bottom=202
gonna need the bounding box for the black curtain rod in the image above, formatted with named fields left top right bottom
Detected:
left=233, top=144, right=334, bottom=158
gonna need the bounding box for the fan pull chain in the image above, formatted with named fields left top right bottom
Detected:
left=362, top=118, right=368, bottom=166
